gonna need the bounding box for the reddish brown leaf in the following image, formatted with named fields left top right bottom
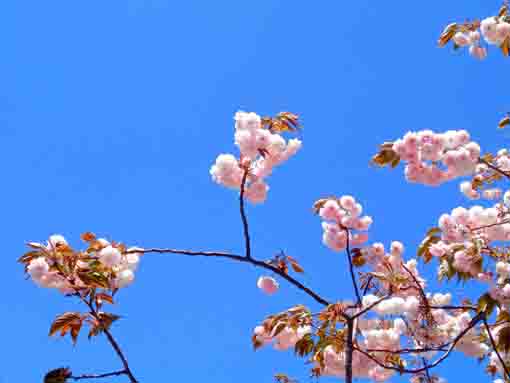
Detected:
left=49, top=312, right=82, bottom=337
left=80, top=232, right=96, bottom=242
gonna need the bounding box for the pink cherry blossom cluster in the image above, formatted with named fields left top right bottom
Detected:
left=392, top=130, right=481, bottom=186
left=253, top=323, right=311, bottom=351
left=360, top=241, right=426, bottom=296
left=25, top=234, right=142, bottom=294
left=210, top=111, right=302, bottom=204
left=442, top=8, right=510, bottom=60
left=318, top=196, right=373, bottom=251
left=317, top=296, right=487, bottom=382
left=428, top=204, right=510, bottom=304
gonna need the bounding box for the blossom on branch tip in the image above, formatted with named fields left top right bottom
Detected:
left=210, top=111, right=302, bottom=204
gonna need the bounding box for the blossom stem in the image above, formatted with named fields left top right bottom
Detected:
left=239, top=168, right=252, bottom=259
left=80, top=297, right=138, bottom=383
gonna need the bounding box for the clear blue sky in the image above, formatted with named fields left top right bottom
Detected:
left=1, top=1, right=509, bottom=382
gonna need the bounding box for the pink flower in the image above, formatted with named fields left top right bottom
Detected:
left=469, top=45, right=487, bottom=60
left=453, top=32, right=472, bottom=46
left=99, top=245, right=122, bottom=267
left=114, top=269, right=135, bottom=288
left=27, top=257, right=50, bottom=280
left=245, top=180, right=269, bottom=204
left=257, top=276, right=279, bottom=295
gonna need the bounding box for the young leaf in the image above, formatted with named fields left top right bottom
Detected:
left=44, top=368, right=72, bottom=383
left=499, top=116, right=510, bottom=129
left=80, top=232, right=96, bottom=242
left=49, top=312, right=82, bottom=337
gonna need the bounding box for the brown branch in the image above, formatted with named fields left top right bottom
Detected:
left=426, top=305, right=477, bottom=311
left=134, top=248, right=331, bottom=306
left=80, top=297, right=138, bottom=383
left=71, top=370, right=126, bottom=380
left=483, top=317, right=510, bottom=380
left=364, top=346, right=449, bottom=354
left=345, top=319, right=354, bottom=383
left=239, top=168, right=252, bottom=259
left=353, top=311, right=484, bottom=374
left=344, top=228, right=361, bottom=306
left=479, top=157, right=510, bottom=179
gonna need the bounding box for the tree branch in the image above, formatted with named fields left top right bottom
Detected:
left=239, top=168, right=252, bottom=259
left=71, top=370, right=127, bottom=381
left=134, top=248, right=330, bottom=306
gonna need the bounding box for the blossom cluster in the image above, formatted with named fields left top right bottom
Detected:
left=435, top=204, right=509, bottom=261
left=316, top=196, right=373, bottom=251
left=255, top=237, right=490, bottom=382
left=325, top=242, right=487, bottom=381
left=391, top=130, right=481, bottom=186
left=21, top=234, right=142, bottom=294
left=439, top=4, right=510, bottom=60
left=210, top=111, right=302, bottom=203
left=253, top=323, right=311, bottom=351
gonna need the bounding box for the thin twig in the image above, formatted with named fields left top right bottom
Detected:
left=134, top=248, right=330, bottom=306
left=344, top=228, right=361, bottom=306
left=71, top=370, right=126, bottom=380
left=239, top=168, right=252, bottom=259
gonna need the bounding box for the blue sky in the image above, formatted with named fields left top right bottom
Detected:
left=1, top=1, right=509, bottom=382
